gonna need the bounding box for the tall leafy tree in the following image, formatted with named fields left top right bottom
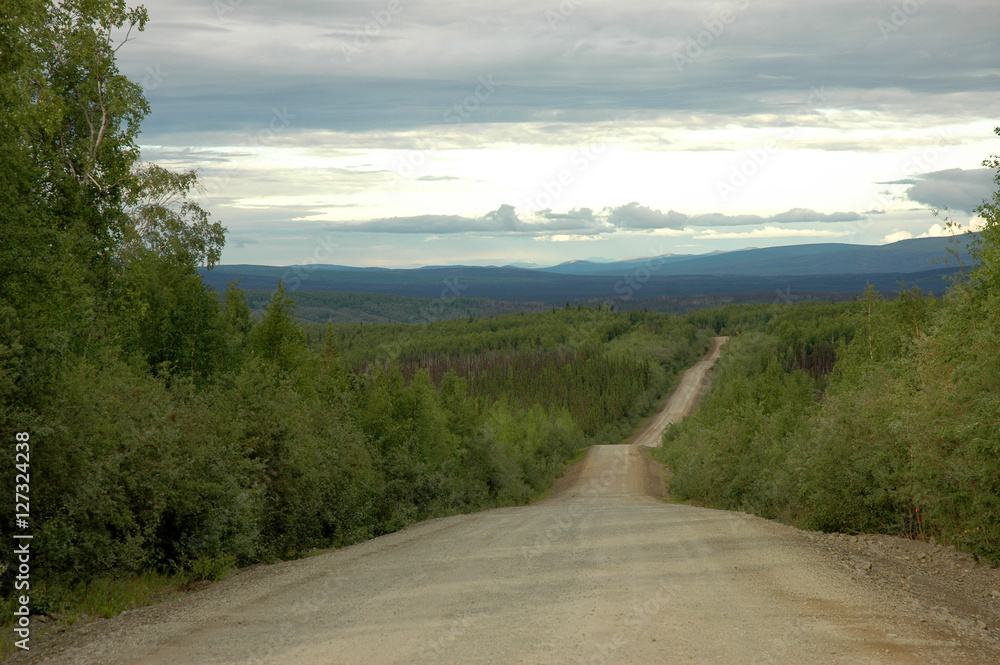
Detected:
left=1, top=0, right=226, bottom=385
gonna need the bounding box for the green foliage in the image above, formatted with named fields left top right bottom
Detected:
left=27, top=354, right=262, bottom=579
left=659, top=332, right=819, bottom=520
left=3, top=268, right=706, bottom=625
left=124, top=163, right=225, bottom=269
left=240, top=289, right=549, bottom=324
left=0, top=0, right=708, bottom=634
left=659, top=174, right=1000, bottom=563
left=248, top=282, right=310, bottom=372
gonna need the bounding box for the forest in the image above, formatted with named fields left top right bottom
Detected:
left=0, top=275, right=705, bottom=628
left=0, top=3, right=709, bottom=632
left=656, top=195, right=1000, bottom=564
left=3, top=0, right=1000, bottom=650
left=241, top=289, right=552, bottom=324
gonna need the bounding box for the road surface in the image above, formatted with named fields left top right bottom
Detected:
left=18, top=337, right=1000, bottom=664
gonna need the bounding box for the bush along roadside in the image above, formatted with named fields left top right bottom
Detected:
left=659, top=173, right=1000, bottom=565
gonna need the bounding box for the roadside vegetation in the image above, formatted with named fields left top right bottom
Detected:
left=658, top=165, right=1000, bottom=565
left=0, top=1, right=708, bottom=638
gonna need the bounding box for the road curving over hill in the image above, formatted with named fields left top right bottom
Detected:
left=16, top=336, right=1000, bottom=664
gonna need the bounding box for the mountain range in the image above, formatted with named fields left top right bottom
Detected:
left=534, top=236, right=971, bottom=276
left=200, top=235, right=976, bottom=306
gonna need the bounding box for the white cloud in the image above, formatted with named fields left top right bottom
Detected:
left=919, top=223, right=952, bottom=238
left=880, top=219, right=980, bottom=243
left=881, top=230, right=913, bottom=243
left=607, top=202, right=687, bottom=229
left=534, top=234, right=605, bottom=243
left=117, top=0, right=1000, bottom=267
left=641, top=227, right=692, bottom=237
left=693, top=226, right=849, bottom=240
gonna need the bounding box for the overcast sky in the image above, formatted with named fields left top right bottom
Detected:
left=116, top=0, right=1000, bottom=267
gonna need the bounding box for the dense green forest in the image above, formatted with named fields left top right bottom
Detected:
left=657, top=183, right=1000, bottom=564
left=202, top=263, right=964, bottom=306
left=241, top=289, right=551, bottom=324
left=0, top=0, right=708, bottom=632
left=242, top=288, right=866, bottom=324
left=3, top=0, right=999, bottom=648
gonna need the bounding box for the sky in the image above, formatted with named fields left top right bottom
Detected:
left=115, top=0, right=1000, bottom=268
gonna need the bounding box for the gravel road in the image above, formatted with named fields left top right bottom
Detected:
left=14, top=337, right=1000, bottom=664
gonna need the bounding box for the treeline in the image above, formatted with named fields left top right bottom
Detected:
left=408, top=347, right=651, bottom=437
left=349, top=309, right=706, bottom=442
left=242, top=288, right=858, bottom=325
left=241, top=289, right=550, bottom=324
left=1, top=283, right=704, bottom=622
left=658, top=180, right=1000, bottom=563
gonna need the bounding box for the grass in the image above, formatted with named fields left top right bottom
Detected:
left=0, top=565, right=233, bottom=661
left=530, top=445, right=591, bottom=504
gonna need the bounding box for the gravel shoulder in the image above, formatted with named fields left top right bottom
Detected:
left=9, top=336, right=1000, bottom=664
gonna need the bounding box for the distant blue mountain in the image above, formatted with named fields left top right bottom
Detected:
left=535, top=236, right=973, bottom=276
left=201, top=235, right=974, bottom=304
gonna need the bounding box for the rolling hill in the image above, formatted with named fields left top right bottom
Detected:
left=536, top=236, right=973, bottom=276
left=199, top=236, right=973, bottom=311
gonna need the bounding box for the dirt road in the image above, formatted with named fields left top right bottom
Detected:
left=17, top=337, right=1000, bottom=664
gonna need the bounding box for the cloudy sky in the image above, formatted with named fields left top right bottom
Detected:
left=116, top=0, right=1000, bottom=267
